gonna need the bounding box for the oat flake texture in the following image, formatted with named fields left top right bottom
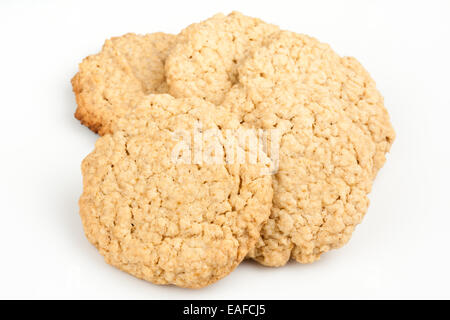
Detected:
left=72, top=33, right=176, bottom=135
left=222, top=31, right=395, bottom=265
left=165, top=11, right=279, bottom=105
left=79, top=95, right=273, bottom=288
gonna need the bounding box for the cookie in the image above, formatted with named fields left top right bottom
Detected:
left=165, top=11, right=279, bottom=105
left=79, top=94, right=273, bottom=288
left=223, top=31, right=395, bottom=265
left=72, top=33, right=176, bottom=135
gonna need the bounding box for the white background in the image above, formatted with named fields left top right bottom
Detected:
left=0, top=0, right=449, bottom=299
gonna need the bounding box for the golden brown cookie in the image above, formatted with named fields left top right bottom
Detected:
left=165, top=11, right=279, bottom=105
left=223, top=31, right=395, bottom=266
left=79, top=94, right=273, bottom=288
left=72, top=33, right=176, bottom=135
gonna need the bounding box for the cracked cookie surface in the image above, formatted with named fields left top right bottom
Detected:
left=72, top=33, right=176, bottom=135
left=223, top=31, right=395, bottom=265
left=79, top=94, right=273, bottom=288
left=165, top=11, right=279, bottom=105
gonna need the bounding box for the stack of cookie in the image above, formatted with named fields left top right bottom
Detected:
left=73, top=12, right=395, bottom=288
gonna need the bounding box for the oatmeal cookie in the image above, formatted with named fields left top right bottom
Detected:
left=223, top=31, right=395, bottom=265
left=72, top=33, right=176, bottom=135
left=165, top=11, right=279, bottom=105
left=79, top=94, right=273, bottom=287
